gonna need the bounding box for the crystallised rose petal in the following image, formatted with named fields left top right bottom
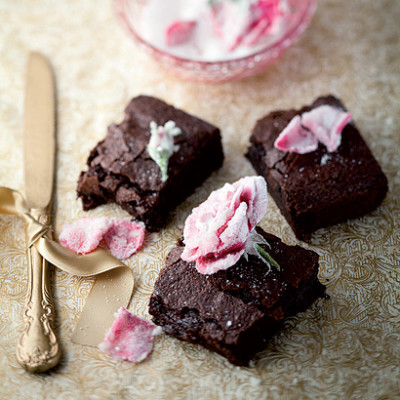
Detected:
left=211, top=2, right=255, bottom=51
left=242, top=18, right=270, bottom=46
left=99, top=307, right=157, bottom=363
left=59, top=218, right=146, bottom=259
left=182, top=183, right=237, bottom=261
left=181, top=206, right=221, bottom=261
left=274, top=115, right=319, bottom=154
left=59, top=218, right=113, bottom=254
left=196, top=248, right=244, bottom=275
left=243, top=0, right=282, bottom=45
left=182, top=183, right=239, bottom=261
left=233, top=176, right=268, bottom=230
left=219, top=202, right=249, bottom=253
left=211, top=0, right=283, bottom=51
left=302, top=105, right=352, bottom=152
left=166, top=20, right=197, bottom=47
left=104, top=219, right=145, bottom=260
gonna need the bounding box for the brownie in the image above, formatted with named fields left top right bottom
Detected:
left=245, top=95, right=388, bottom=240
left=149, top=227, right=326, bottom=366
left=77, top=96, right=224, bottom=231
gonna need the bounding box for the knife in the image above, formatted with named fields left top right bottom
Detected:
left=16, top=52, right=61, bottom=372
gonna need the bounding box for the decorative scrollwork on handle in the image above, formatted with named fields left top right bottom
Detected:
left=16, top=209, right=61, bottom=373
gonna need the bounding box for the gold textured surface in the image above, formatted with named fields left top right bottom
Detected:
left=0, top=0, right=399, bottom=398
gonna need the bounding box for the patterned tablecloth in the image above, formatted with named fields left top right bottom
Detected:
left=0, top=1, right=399, bottom=399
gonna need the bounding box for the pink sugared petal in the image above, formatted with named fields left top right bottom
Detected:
left=59, top=218, right=146, bottom=259
left=242, top=17, right=270, bottom=46
left=99, top=307, right=158, bottom=363
left=219, top=202, right=249, bottom=250
left=166, top=20, right=197, bottom=47
left=211, top=2, right=256, bottom=51
left=59, top=218, right=113, bottom=254
left=196, top=247, right=245, bottom=275
left=302, top=105, right=351, bottom=152
left=211, top=0, right=283, bottom=50
left=256, top=0, right=282, bottom=18
left=181, top=182, right=238, bottom=262
left=104, top=220, right=145, bottom=260
left=274, top=115, right=319, bottom=154
left=243, top=0, right=282, bottom=45
left=233, top=176, right=268, bottom=230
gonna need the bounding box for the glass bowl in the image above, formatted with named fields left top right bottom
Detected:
left=114, top=0, right=317, bottom=83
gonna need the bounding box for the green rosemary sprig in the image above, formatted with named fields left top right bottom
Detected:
left=244, top=229, right=281, bottom=272
left=255, top=244, right=280, bottom=271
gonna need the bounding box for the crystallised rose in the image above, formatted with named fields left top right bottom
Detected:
left=181, top=176, right=268, bottom=274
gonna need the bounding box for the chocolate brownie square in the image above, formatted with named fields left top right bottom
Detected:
left=77, top=96, right=224, bottom=231
left=245, top=95, right=388, bottom=240
left=149, top=227, right=326, bottom=366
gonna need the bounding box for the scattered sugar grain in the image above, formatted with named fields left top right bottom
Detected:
left=250, top=377, right=261, bottom=385
left=320, top=154, right=331, bottom=166
left=152, top=326, right=163, bottom=336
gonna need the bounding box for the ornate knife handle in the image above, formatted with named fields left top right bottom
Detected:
left=17, top=212, right=61, bottom=372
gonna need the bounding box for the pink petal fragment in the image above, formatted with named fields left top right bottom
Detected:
left=99, top=307, right=157, bottom=363
left=302, top=105, right=352, bottom=152
left=274, top=115, right=319, bottom=154
left=242, top=17, right=270, bottom=46
left=181, top=176, right=268, bottom=274
left=233, top=176, right=268, bottom=230
left=211, top=0, right=283, bottom=51
left=59, top=218, right=113, bottom=254
left=243, top=0, right=282, bottom=45
left=196, top=247, right=245, bottom=275
left=104, top=220, right=145, bottom=260
left=166, top=20, right=197, bottom=47
left=219, top=202, right=249, bottom=251
left=210, top=3, right=245, bottom=51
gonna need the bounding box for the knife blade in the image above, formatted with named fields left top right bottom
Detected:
left=16, top=52, right=61, bottom=372
left=24, top=52, right=55, bottom=209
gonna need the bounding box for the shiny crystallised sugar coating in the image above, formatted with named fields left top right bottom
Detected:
left=59, top=218, right=145, bottom=259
